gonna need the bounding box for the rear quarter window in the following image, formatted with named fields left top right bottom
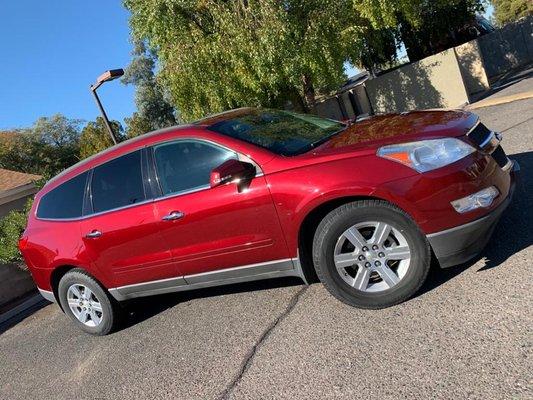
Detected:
left=37, top=172, right=88, bottom=219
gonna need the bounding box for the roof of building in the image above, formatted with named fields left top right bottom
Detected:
left=339, top=71, right=370, bottom=92
left=0, top=168, right=42, bottom=192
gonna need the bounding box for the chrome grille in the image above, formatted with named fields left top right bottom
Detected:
left=468, top=122, right=492, bottom=147
left=467, top=122, right=510, bottom=169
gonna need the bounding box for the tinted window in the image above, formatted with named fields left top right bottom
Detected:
left=91, top=151, right=145, bottom=213
left=37, top=172, right=88, bottom=219
left=153, top=141, right=236, bottom=196
left=206, top=109, right=345, bottom=156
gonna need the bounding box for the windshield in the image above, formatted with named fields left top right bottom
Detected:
left=206, top=109, right=345, bottom=156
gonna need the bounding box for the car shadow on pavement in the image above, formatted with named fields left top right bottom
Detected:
left=120, top=277, right=304, bottom=331
left=417, top=150, right=532, bottom=297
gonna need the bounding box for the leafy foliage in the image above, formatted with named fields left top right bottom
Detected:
left=122, top=41, right=177, bottom=137
left=0, top=114, right=81, bottom=177
left=79, top=117, right=123, bottom=159
left=492, top=0, right=532, bottom=25
left=397, top=0, right=485, bottom=62
left=124, top=0, right=485, bottom=120
left=124, top=0, right=369, bottom=120
left=0, top=199, right=32, bottom=267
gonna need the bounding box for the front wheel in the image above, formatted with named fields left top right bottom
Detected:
left=312, top=200, right=430, bottom=309
left=58, top=269, right=120, bottom=335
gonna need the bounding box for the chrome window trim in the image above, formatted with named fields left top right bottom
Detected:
left=35, top=198, right=156, bottom=222
left=36, top=137, right=265, bottom=222
left=151, top=138, right=239, bottom=199
left=148, top=138, right=264, bottom=204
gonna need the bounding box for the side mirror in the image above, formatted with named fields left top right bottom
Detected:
left=210, top=159, right=256, bottom=189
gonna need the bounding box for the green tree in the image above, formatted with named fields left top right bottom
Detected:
left=398, top=0, right=485, bottom=62
left=124, top=0, right=485, bottom=120
left=492, top=0, right=532, bottom=25
left=124, top=0, right=371, bottom=120
left=123, top=112, right=154, bottom=138
left=79, top=117, right=123, bottom=159
left=0, top=114, right=81, bottom=177
left=122, top=41, right=177, bottom=137
left=0, top=199, right=32, bottom=267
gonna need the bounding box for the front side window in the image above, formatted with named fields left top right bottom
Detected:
left=91, top=150, right=145, bottom=213
left=153, top=140, right=237, bottom=196
left=37, top=172, right=88, bottom=219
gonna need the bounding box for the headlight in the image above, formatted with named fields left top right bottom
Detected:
left=377, top=138, right=475, bottom=173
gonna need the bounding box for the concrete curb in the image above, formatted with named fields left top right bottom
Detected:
left=0, top=293, right=47, bottom=326
left=468, top=91, right=533, bottom=110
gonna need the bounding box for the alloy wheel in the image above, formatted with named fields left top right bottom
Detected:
left=66, top=284, right=103, bottom=327
left=334, top=221, right=411, bottom=292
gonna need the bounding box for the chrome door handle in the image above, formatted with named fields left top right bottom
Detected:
left=162, top=211, right=184, bottom=221
left=85, top=230, right=102, bottom=239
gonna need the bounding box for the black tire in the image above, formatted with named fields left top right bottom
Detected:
left=312, top=200, right=430, bottom=309
left=58, top=269, right=121, bottom=335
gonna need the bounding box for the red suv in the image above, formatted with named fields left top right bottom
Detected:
left=19, top=108, right=518, bottom=335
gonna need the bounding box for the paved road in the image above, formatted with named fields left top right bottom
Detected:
left=1, top=98, right=532, bottom=400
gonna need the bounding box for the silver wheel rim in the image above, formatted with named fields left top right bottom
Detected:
left=66, top=284, right=103, bottom=327
left=334, top=221, right=411, bottom=293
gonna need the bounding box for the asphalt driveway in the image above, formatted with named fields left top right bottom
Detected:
left=1, top=98, right=531, bottom=400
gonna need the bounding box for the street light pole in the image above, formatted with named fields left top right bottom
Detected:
left=90, top=69, right=124, bottom=146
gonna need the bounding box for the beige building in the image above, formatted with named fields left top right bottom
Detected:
left=0, top=168, right=41, bottom=218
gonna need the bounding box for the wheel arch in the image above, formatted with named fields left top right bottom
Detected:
left=297, top=195, right=393, bottom=283
left=50, top=264, right=107, bottom=311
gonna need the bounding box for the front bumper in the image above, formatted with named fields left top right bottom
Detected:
left=427, top=160, right=519, bottom=268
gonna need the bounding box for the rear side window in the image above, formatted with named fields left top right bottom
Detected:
left=153, top=140, right=236, bottom=196
left=90, top=150, right=145, bottom=213
left=37, top=172, right=88, bottom=219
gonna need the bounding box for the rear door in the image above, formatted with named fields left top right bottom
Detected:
left=150, top=139, right=291, bottom=278
left=80, top=149, right=176, bottom=288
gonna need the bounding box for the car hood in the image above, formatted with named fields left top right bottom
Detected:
left=310, top=110, right=478, bottom=156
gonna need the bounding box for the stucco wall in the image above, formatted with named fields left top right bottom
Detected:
left=366, top=49, right=469, bottom=114
left=313, top=97, right=345, bottom=120
left=454, top=40, right=490, bottom=96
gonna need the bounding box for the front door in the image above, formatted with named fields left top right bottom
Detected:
left=80, top=150, right=175, bottom=288
left=150, top=139, right=291, bottom=280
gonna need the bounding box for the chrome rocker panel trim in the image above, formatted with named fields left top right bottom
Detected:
left=108, top=258, right=306, bottom=301
left=38, top=288, right=56, bottom=303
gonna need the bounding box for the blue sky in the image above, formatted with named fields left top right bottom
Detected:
left=0, top=2, right=494, bottom=130
left=0, top=1, right=135, bottom=130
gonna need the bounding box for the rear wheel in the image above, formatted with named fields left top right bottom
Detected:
left=58, top=269, right=120, bottom=335
left=312, top=200, right=430, bottom=309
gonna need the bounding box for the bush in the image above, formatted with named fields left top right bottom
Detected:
left=0, top=199, right=32, bottom=269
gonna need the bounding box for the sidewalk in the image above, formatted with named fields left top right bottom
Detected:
left=468, top=66, right=533, bottom=109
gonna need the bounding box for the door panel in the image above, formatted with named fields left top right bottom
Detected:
left=154, top=177, right=290, bottom=277
left=81, top=149, right=175, bottom=288
left=80, top=203, right=175, bottom=287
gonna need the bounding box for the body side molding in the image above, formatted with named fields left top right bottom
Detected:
left=108, top=258, right=306, bottom=301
